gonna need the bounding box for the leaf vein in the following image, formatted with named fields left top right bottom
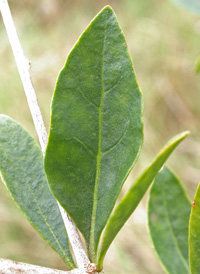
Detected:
left=22, top=168, right=70, bottom=263
left=102, top=122, right=129, bottom=154
left=90, top=28, right=106, bottom=259
left=104, top=82, right=119, bottom=93
left=77, top=87, right=99, bottom=108
left=68, top=170, right=94, bottom=196
left=163, top=188, right=189, bottom=272
left=73, top=136, right=96, bottom=158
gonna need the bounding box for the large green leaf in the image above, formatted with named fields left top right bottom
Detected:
left=0, top=115, right=75, bottom=269
left=97, top=131, right=189, bottom=270
left=169, top=0, right=200, bottom=14
left=189, top=184, right=200, bottom=273
left=148, top=166, right=191, bottom=274
left=44, top=6, right=143, bottom=260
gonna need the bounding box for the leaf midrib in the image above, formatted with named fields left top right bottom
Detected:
left=163, top=187, right=189, bottom=273
left=90, top=28, right=106, bottom=259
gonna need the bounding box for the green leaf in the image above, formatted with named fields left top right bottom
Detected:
left=0, top=115, right=75, bottom=269
left=189, top=184, right=200, bottom=273
left=97, top=131, right=189, bottom=270
left=195, top=56, right=200, bottom=73
left=44, top=5, right=143, bottom=260
left=148, top=166, right=191, bottom=274
left=169, top=0, right=200, bottom=14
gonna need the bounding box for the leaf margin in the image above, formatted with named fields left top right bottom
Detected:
left=148, top=166, right=191, bottom=274
left=97, top=131, right=189, bottom=270
left=44, top=5, right=144, bottom=261
left=0, top=114, right=76, bottom=269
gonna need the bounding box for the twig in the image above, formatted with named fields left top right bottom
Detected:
left=59, top=207, right=90, bottom=269
left=0, top=0, right=90, bottom=271
left=0, top=0, right=47, bottom=154
left=0, top=258, right=89, bottom=274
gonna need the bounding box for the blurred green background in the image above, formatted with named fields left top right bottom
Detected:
left=0, top=0, right=199, bottom=273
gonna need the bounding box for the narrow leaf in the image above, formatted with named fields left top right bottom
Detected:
left=148, top=167, right=191, bottom=274
left=169, top=0, right=200, bottom=14
left=189, top=184, right=200, bottom=273
left=44, top=5, right=143, bottom=260
left=97, top=131, right=189, bottom=270
left=0, top=115, right=75, bottom=269
left=195, top=56, right=200, bottom=73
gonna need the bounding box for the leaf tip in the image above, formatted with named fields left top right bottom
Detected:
left=102, top=5, right=114, bottom=11
left=0, top=114, right=9, bottom=121
left=99, top=5, right=115, bottom=16
left=175, top=130, right=190, bottom=142
left=182, top=130, right=190, bottom=138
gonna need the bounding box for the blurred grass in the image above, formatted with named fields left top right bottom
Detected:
left=0, top=0, right=200, bottom=273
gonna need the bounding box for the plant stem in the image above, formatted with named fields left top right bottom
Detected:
left=0, top=0, right=90, bottom=271
left=59, top=207, right=91, bottom=269
left=0, top=258, right=89, bottom=274
left=0, top=0, right=47, bottom=154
